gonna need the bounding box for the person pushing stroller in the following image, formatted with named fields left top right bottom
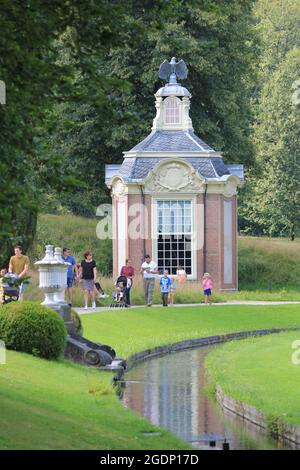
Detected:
left=110, top=275, right=130, bottom=308
left=120, top=259, right=135, bottom=307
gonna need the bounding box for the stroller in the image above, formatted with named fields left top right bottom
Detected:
left=0, top=274, right=20, bottom=304
left=110, top=275, right=130, bottom=309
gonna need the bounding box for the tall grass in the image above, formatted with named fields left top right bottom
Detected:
left=28, top=213, right=112, bottom=275
left=238, top=236, right=300, bottom=290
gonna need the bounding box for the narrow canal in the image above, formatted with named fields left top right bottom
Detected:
left=121, top=345, right=296, bottom=450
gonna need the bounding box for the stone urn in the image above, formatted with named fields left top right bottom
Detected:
left=35, top=245, right=67, bottom=306
left=35, top=245, right=74, bottom=333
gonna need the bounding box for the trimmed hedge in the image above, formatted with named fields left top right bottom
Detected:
left=71, top=309, right=83, bottom=335
left=0, top=301, right=67, bottom=359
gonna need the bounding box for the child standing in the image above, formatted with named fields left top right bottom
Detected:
left=202, top=272, right=213, bottom=305
left=160, top=270, right=171, bottom=307
left=168, top=275, right=177, bottom=306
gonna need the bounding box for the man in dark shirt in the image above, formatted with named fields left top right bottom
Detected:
left=80, top=251, right=97, bottom=310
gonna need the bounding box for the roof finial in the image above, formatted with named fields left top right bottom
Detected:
left=159, top=57, right=188, bottom=84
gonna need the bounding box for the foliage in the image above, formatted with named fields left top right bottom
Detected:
left=240, top=0, right=300, bottom=238
left=242, top=49, right=300, bottom=239
left=42, top=0, right=256, bottom=214
left=254, top=0, right=300, bottom=76
left=0, top=301, right=67, bottom=359
left=0, top=0, right=127, bottom=265
left=71, top=308, right=83, bottom=336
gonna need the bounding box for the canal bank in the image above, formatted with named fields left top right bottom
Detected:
left=119, top=328, right=300, bottom=450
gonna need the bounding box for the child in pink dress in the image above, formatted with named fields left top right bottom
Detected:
left=202, top=273, right=213, bottom=305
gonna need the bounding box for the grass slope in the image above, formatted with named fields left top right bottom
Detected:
left=29, top=213, right=112, bottom=275
left=205, top=330, right=300, bottom=427
left=238, top=237, right=300, bottom=290
left=0, top=351, right=189, bottom=450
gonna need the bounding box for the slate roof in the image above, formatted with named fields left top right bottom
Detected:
left=128, top=130, right=214, bottom=153
left=106, top=156, right=233, bottom=182
left=105, top=129, right=244, bottom=184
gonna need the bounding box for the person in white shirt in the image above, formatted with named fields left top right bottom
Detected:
left=140, top=254, right=158, bottom=307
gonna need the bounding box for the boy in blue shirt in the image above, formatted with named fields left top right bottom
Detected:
left=160, top=270, right=171, bottom=307
left=62, top=247, right=78, bottom=306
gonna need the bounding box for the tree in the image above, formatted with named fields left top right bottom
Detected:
left=242, top=48, right=300, bottom=239
left=0, top=0, right=127, bottom=265
left=240, top=0, right=300, bottom=238
left=44, top=0, right=257, bottom=216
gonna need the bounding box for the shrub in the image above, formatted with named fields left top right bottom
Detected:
left=71, top=308, right=83, bottom=335
left=0, top=301, right=67, bottom=359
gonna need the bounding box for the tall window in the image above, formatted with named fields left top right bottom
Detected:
left=165, top=97, right=180, bottom=124
left=157, top=200, right=192, bottom=275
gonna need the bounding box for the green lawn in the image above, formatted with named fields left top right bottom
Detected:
left=1, top=304, right=300, bottom=450
left=205, top=330, right=300, bottom=428
left=81, top=304, right=300, bottom=358
left=0, top=350, right=189, bottom=450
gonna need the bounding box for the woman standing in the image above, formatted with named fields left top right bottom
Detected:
left=80, top=251, right=97, bottom=310
left=120, top=259, right=135, bottom=306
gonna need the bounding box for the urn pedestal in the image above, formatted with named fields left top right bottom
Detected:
left=35, top=245, right=74, bottom=333
left=35, top=245, right=122, bottom=371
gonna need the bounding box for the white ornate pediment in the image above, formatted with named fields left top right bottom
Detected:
left=145, top=160, right=204, bottom=193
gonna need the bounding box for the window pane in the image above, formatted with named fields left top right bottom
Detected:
left=157, top=201, right=192, bottom=276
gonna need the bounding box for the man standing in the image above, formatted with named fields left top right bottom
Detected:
left=141, top=254, right=157, bottom=307
left=62, top=247, right=78, bottom=307
left=8, top=245, right=29, bottom=301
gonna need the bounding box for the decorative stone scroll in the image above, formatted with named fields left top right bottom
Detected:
left=145, top=160, right=203, bottom=193
left=223, top=177, right=238, bottom=198
left=111, top=178, right=126, bottom=200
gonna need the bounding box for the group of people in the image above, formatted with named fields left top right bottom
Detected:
left=62, top=248, right=108, bottom=310
left=140, top=254, right=213, bottom=307
left=0, top=245, right=107, bottom=309
left=0, top=246, right=213, bottom=308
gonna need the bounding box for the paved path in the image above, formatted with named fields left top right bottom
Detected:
left=75, top=300, right=300, bottom=315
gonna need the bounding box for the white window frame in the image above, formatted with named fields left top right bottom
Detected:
left=164, top=97, right=180, bottom=124
left=152, top=196, right=197, bottom=280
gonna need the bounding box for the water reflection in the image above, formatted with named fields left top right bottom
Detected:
left=121, top=346, right=297, bottom=450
